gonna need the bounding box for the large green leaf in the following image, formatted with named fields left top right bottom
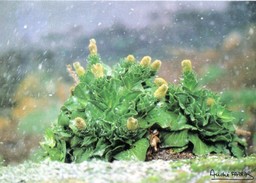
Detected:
left=170, top=113, right=196, bottom=131
left=160, top=130, right=189, bottom=148
left=189, top=133, right=214, bottom=155
left=217, top=108, right=235, bottom=123
left=119, top=90, right=140, bottom=102
left=63, top=96, right=85, bottom=111
left=73, top=83, right=88, bottom=101
left=114, top=138, right=149, bottom=161
left=136, top=93, right=156, bottom=114
left=85, top=102, right=105, bottom=120
left=142, top=107, right=177, bottom=128
left=202, top=121, right=225, bottom=136
left=175, top=93, right=188, bottom=109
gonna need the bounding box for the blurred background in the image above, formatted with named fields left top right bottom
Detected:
left=0, top=1, right=255, bottom=165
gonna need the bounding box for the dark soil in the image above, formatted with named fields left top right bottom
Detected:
left=146, top=148, right=195, bottom=161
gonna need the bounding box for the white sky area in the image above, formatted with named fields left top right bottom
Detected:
left=0, top=1, right=228, bottom=48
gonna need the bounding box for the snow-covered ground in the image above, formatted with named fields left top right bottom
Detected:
left=1, top=155, right=256, bottom=183
left=0, top=160, right=201, bottom=183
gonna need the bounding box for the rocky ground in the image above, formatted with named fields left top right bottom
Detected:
left=0, top=155, right=256, bottom=183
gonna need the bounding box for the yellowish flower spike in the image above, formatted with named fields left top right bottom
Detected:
left=127, top=117, right=138, bottom=131
left=206, top=97, right=215, bottom=106
left=181, top=59, right=192, bottom=72
left=73, top=62, right=85, bottom=77
left=154, top=84, right=168, bottom=100
left=74, top=117, right=86, bottom=130
left=91, top=63, right=104, bottom=78
left=140, top=56, right=151, bottom=67
left=151, top=60, right=162, bottom=71
left=88, top=38, right=97, bottom=55
left=154, top=77, right=168, bottom=87
left=66, top=64, right=79, bottom=85
left=126, top=54, right=135, bottom=63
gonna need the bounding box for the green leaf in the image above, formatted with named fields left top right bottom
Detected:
left=70, top=111, right=86, bottom=120
left=81, top=136, right=97, bottom=147
left=170, top=114, right=196, bottom=131
left=229, top=142, right=245, bottom=158
left=114, top=138, right=149, bottom=161
left=58, top=112, right=70, bottom=126
left=175, top=93, right=188, bottom=109
left=93, top=138, right=109, bottom=157
left=212, top=143, right=229, bottom=154
left=70, top=136, right=82, bottom=148
left=105, top=145, right=126, bottom=161
left=205, top=134, right=232, bottom=143
left=73, top=146, right=94, bottom=162
left=217, top=108, right=235, bottom=122
left=85, top=102, right=105, bottom=120
left=136, top=93, right=156, bottom=114
left=229, top=136, right=246, bottom=157
left=189, top=133, right=213, bottom=155
left=160, top=130, right=189, bottom=148
left=73, top=83, right=88, bottom=101
left=141, top=107, right=175, bottom=128
left=202, top=121, right=225, bottom=136
left=64, top=96, right=85, bottom=111
left=58, top=131, right=72, bottom=139
left=68, top=124, right=79, bottom=134
left=41, top=129, right=56, bottom=148
left=82, top=70, right=95, bottom=84
left=172, top=145, right=188, bottom=153
left=119, top=90, right=140, bottom=102
left=181, top=71, right=198, bottom=91
left=43, top=139, right=66, bottom=162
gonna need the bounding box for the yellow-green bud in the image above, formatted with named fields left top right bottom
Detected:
left=154, top=77, right=168, bottom=87
left=73, top=62, right=85, bottom=76
left=181, top=59, right=192, bottom=72
left=91, top=63, right=104, bottom=78
left=140, top=56, right=151, bottom=67
left=127, top=117, right=138, bottom=131
left=206, top=97, right=215, bottom=106
left=74, top=117, right=86, bottom=130
left=88, top=38, right=97, bottom=55
left=154, top=84, right=168, bottom=100
left=126, top=54, right=135, bottom=63
left=151, top=60, right=161, bottom=71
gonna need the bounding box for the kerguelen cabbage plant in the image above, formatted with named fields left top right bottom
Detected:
left=41, top=39, right=246, bottom=163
